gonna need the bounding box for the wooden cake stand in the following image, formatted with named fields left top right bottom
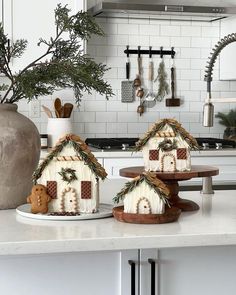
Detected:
left=119, top=165, right=219, bottom=212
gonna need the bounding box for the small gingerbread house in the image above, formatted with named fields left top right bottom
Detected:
left=135, top=119, right=199, bottom=172
left=113, top=172, right=170, bottom=214
left=32, top=134, right=107, bottom=214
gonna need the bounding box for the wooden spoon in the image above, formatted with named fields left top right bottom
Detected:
left=54, top=98, right=62, bottom=118
left=63, top=103, right=74, bottom=118
left=42, top=105, right=53, bottom=118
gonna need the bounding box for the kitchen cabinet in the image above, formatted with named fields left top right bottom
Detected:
left=0, top=250, right=134, bottom=295
left=101, top=152, right=236, bottom=186
left=220, top=16, right=236, bottom=80
left=4, top=0, right=84, bottom=73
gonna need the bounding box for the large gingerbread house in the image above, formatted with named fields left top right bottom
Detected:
left=32, top=134, right=107, bottom=214
left=135, top=119, right=199, bottom=172
left=113, top=172, right=170, bottom=214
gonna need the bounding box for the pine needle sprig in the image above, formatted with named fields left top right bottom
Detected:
left=154, top=60, right=169, bottom=101
left=0, top=4, right=113, bottom=104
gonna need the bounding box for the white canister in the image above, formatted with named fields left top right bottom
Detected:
left=47, top=118, right=73, bottom=147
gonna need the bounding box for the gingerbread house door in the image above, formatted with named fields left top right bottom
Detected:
left=61, top=187, right=79, bottom=213
left=160, top=153, right=176, bottom=172
left=136, top=197, right=152, bottom=214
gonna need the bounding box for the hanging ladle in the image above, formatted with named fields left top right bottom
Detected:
left=144, top=47, right=155, bottom=102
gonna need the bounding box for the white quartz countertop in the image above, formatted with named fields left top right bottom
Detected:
left=40, top=149, right=236, bottom=159
left=1, top=190, right=236, bottom=255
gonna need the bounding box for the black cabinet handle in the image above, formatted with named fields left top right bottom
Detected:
left=128, top=260, right=136, bottom=295
left=148, top=259, right=156, bottom=295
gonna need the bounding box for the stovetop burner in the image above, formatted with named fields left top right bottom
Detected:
left=195, top=137, right=236, bottom=149
left=85, top=138, right=139, bottom=150
left=85, top=137, right=236, bottom=150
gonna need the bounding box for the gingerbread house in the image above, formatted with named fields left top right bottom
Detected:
left=113, top=172, right=170, bottom=214
left=135, top=119, right=199, bottom=172
left=32, top=134, right=107, bottom=214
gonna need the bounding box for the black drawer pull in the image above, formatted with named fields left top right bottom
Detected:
left=128, top=260, right=136, bottom=295
left=148, top=259, right=156, bottom=295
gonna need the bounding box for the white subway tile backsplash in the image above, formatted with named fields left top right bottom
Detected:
left=160, top=25, right=181, bottom=36
left=96, top=45, right=118, bottom=57
left=181, top=26, right=201, bottom=37
left=21, top=16, right=235, bottom=138
left=171, top=36, right=191, bottom=48
left=85, top=123, right=106, bottom=134
left=84, top=101, right=107, bottom=112
left=107, top=122, right=128, bottom=134
left=139, top=24, right=159, bottom=36
left=96, top=112, right=117, bottom=122
left=118, top=24, right=139, bottom=35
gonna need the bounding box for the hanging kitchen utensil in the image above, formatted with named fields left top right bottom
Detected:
left=133, top=46, right=142, bottom=89
left=121, top=46, right=135, bottom=103
left=154, top=47, right=169, bottom=102
left=144, top=47, right=155, bottom=102
left=166, top=51, right=180, bottom=107
left=135, top=47, right=145, bottom=116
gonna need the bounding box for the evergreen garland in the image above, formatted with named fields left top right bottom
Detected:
left=158, top=138, right=178, bottom=152
left=58, top=168, right=77, bottom=184
left=32, top=136, right=107, bottom=184
left=113, top=173, right=170, bottom=206
left=0, top=4, right=113, bottom=104
left=154, top=60, right=169, bottom=101
left=135, top=119, right=199, bottom=151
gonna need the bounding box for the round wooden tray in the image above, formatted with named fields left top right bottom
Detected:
left=113, top=206, right=181, bottom=224
left=119, top=165, right=219, bottom=212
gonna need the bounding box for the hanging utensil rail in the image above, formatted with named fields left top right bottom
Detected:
left=124, top=46, right=175, bottom=58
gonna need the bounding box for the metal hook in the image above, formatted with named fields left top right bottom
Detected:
left=160, top=46, right=163, bottom=58
left=149, top=46, right=152, bottom=58
left=138, top=46, right=141, bottom=58
left=171, top=47, right=175, bottom=59
left=126, top=45, right=129, bottom=58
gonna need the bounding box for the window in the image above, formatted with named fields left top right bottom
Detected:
left=47, top=181, right=57, bottom=199
left=149, top=150, right=159, bottom=161
left=177, top=148, right=187, bottom=160
left=81, top=181, right=92, bottom=199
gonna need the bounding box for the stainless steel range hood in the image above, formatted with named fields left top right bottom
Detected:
left=88, top=0, right=236, bottom=22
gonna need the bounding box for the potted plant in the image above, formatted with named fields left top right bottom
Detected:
left=0, top=4, right=113, bottom=209
left=215, top=109, right=236, bottom=140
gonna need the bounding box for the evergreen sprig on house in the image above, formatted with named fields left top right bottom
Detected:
left=33, top=134, right=107, bottom=184
left=114, top=172, right=170, bottom=205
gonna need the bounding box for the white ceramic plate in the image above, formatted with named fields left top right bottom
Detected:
left=16, top=203, right=113, bottom=221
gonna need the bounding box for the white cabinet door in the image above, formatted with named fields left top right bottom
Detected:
left=9, top=0, right=82, bottom=72
left=220, top=16, right=236, bottom=80
left=159, top=246, right=236, bottom=295
left=104, top=158, right=143, bottom=179
left=0, top=250, right=130, bottom=295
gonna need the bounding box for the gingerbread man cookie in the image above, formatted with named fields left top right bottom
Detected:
left=27, top=184, right=51, bottom=214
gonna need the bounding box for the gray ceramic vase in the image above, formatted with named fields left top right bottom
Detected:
left=0, top=104, right=40, bottom=209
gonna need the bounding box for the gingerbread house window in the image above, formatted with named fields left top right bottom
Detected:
left=47, top=181, right=57, bottom=199
left=177, top=148, right=187, bottom=160
left=149, top=150, right=159, bottom=161
left=81, top=181, right=92, bottom=199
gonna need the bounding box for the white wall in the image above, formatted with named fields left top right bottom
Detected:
left=15, top=3, right=236, bottom=139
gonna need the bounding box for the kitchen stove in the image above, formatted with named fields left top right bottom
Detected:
left=85, top=137, right=236, bottom=150
left=85, top=138, right=139, bottom=150
left=195, top=138, right=236, bottom=150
